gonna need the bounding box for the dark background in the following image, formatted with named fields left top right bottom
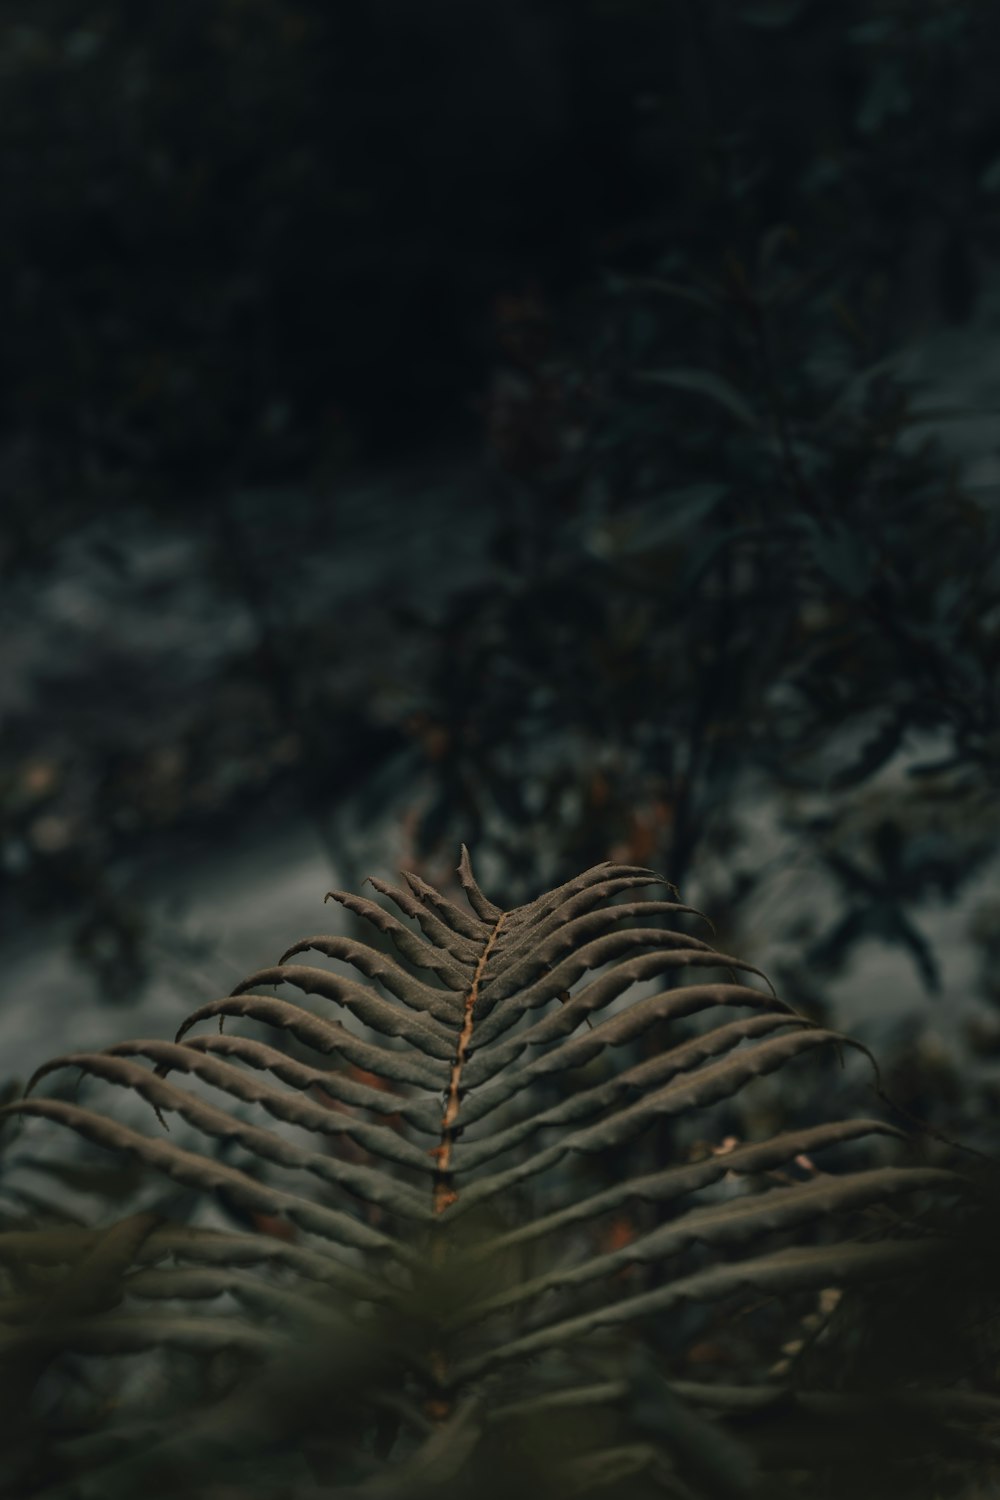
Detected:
left=3, top=0, right=1000, bottom=1142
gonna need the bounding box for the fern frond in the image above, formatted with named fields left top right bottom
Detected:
left=0, top=849, right=967, bottom=1496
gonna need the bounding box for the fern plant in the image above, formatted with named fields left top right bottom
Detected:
left=0, top=850, right=969, bottom=1498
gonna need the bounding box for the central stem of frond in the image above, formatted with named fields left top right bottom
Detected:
left=431, top=911, right=506, bottom=1215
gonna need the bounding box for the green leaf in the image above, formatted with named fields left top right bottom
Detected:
left=635, top=367, right=759, bottom=429
left=603, top=484, right=730, bottom=557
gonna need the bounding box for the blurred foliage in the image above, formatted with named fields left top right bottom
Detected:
left=396, top=256, right=1000, bottom=996
left=2, top=0, right=999, bottom=544
left=1, top=0, right=999, bottom=1021
left=2, top=4, right=1000, bottom=1490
